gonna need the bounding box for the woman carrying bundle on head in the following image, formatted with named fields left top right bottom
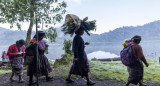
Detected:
left=62, top=14, right=96, bottom=85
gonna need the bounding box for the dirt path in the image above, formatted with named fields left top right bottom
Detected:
left=0, top=73, right=159, bottom=86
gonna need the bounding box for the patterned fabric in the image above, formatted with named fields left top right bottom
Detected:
left=7, top=44, right=25, bottom=62
left=38, top=40, right=46, bottom=51
left=11, top=56, right=23, bottom=75
left=120, top=43, right=137, bottom=66
left=69, top=35, right=90, bottom=77
left=127, top=60, right=143, bottom=85
left=27, top=39, right=52, bottom=76
left=11, top=48, right=23, bottom=75
left=7, top=44, right=25, bottom=75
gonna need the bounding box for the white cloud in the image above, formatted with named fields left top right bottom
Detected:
left=66, top=0, right=82, bottom=5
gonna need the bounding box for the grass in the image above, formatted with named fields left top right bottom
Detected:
left=53, top=59, right=160, bottom=84
left=0, top=69, right=11, bottom=75
left=1, top=59, right=160, bottom=84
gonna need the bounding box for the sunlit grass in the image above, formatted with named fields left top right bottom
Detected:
left=89, top=59, right=160, bottom=83
left=0, top=69, right=11, bottom=75
left=53, top=59, right=160, bottom=84
left=1, top=59, right=160, bottom=84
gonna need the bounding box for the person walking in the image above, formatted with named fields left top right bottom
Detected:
left=7, top=39, right=25, bottom=83
left=66, top=24, right=95, bottom=85
left=126, top=35, right=149, bottom=86
left=26, top=31, right=53, bottom=85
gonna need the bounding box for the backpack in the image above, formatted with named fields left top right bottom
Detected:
left=120, top=43, right=137, bottom=66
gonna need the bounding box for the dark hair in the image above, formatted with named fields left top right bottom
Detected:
left=75, top=25, right=85, bottom=34
left=16, top=39, right=25, bottom=45
left=132, top=35, right=141, bottom=44
left=33, top=31, right=45, bottom=38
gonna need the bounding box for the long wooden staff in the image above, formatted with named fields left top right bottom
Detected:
left=36, top=18, right=39, bottom=86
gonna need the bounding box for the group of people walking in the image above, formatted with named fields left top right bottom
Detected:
left=7, top=31, right=53, bottom=85
left=6, top=30, right=149, bottom=86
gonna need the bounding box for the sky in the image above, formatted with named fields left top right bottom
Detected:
left=0, top=0, right=160, bottom=34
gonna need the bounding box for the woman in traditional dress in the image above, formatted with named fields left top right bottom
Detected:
left=7, top=39, right=25, bottom=83
left=66, top=25, right=95, bottom=85
left=26, top=31, right=53, bottom=85
left=126, top=35, right=149, bottom=86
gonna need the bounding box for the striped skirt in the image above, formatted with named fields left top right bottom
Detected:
left=127, top=60, right=143, bottom=85
left=11, top=56, right=23, bottom=75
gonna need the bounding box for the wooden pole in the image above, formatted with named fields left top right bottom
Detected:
left=36, top=18, right=39, bottom=86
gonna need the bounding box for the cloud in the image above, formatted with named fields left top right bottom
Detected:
left=66, top=0, right=82, bottom=5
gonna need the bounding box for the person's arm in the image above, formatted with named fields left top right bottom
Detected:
left=137, top=45, right=149, bottom=67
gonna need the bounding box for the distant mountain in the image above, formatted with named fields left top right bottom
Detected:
left=0, top=27, right=27, bottom=45
left=82, top=20, right=160, bottom=42
left=1, top=20, right=160, bottom=45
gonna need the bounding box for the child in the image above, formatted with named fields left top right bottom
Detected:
left=122, top=39, right=131, bottom=47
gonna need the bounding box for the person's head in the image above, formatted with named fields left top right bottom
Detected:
left=132, top=35, right=141, bottom=44
left=75, top=25, right=85, bottom=35
left=34, top=31, right=45, bottom=41
left=125, top=39, right=131, bottom=44
left=16, top=39, right=25, bottom=48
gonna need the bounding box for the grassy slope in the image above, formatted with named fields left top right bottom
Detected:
left=53, top=59, right=160, bottom=84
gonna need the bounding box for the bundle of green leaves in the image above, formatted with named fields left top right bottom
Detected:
left=61, top=19, right=96, bottom=36
left=61, top=19, right=76, bottom=35
left=83, top=20, right=96, bottom=35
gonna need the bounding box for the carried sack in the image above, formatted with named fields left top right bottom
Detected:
left=120, top=43, right=137, bottom=66
left=24, top=55, right=34, bottom=65
left=24, top=44, right=34, bottom=65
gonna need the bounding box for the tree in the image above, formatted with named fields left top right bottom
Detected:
left=0, top=0, right=67, bottom=45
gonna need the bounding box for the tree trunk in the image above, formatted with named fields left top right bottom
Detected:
left=25, top=0, right=35, bottom=45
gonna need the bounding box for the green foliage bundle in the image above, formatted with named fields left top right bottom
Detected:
left=61, top=19, right=75, bottom=35
left=84, top=20, right=96, bottom=35
left=61, top=19, right=96, bottom=36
